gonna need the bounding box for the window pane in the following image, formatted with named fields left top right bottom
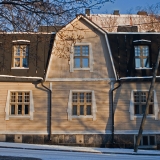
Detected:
left=25, top=92, right=30, bottom=102
left=143, top=58, right=149, bottom=67
left=25, top=105, right=29, bottom=114
left=135, top=58, right=141, bottom=68
left=134, top=105, right=139, bottom=114
left=72, top=93, right=77, bottom=102
left=150, top=136, right=155, bottom=145
left=134, top=46, right=140, bottom=56
left=22, top=46, right=28, bottom=56
left=134, top=92, right=140, bottom=102
left=23, top=58, right=28, bottom=67
left=18, top=105, right=22, bottom=114
left=141, top=92, right=146, bottom=102
left=80, top=93, right=84, bottom=102
left=15, top=46, right=20, bottom=56
left=11, top=92, right=16, bottom=102
left=11, top=105, right=15, bottom=115
left=148, top=105, right=153, bottom=114
left=80, top=105, right=84, bottom=115
left=82, top=58, right=89, bottom=68
left=142, top=46, right=149, bottom=56
left=74, top=46, right=80, bottom=56
left=143, top=136, right=148, bottom=145
left=74, top=58, right=80, bottom=68
left=72, top=105, right=77, bottom=115
left=142, top=105, right=146, bottom=114
left=86, top=105, right=91, bottom=115
left=15, top=58, right=20, bottom=67
left=86, top=93, right=92, bottom=102
left=136, top=136, right=142, bottom=145
left=18, top=92, right=22, bottom=102
left=82, top=46, right=89, bottom=56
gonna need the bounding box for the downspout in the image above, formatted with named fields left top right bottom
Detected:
left=40, top=81, right=52, bottom=141
left=111, top=79, right=121, bottom=144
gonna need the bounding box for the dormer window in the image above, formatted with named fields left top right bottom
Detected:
left=69, top=43, right=93, bottom=72
left=74, top=45, right=89, bottom=68
left=12, top=45, right=29, bottom=68
left=134, top=45, right=150, bottom=68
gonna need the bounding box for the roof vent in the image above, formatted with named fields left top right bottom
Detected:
left=137, top=11, right=148, bottom=16
left=113, top=10, right=120, bottom=15
left=117, top=26, right=138, bottom=32
left=85, top=9, right=90, bottom=16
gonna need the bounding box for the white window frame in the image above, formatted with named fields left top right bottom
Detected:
left=134, top=135, right=156, bottom=149
left=134, top=45, right=151, bottom=69
left=12, top=45, right=29, bottom=69
left=5, top=90, right=34, bottom=120
left=129, top=90, right=159, bottom=120
left=69, top=43, right=93, bottom=72
left=67, top=90, right=97, bottom=121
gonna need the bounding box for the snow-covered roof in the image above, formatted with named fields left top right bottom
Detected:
left=86, top=14, right=160, bottom=32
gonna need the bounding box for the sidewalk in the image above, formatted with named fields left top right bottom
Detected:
left=0, top=142, right=160, bottom=156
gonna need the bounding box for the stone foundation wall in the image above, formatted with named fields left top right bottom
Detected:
left=0, top=134, right=159, bottom=149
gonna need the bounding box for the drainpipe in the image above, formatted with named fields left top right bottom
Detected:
left=111, top=80, right=121, bottom=144
left=41, top=81, right=52, bottom=141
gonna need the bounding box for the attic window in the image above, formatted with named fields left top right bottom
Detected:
left=12, top=45, right=29, bottom=69
left=134, top=45, right=150, bottom=69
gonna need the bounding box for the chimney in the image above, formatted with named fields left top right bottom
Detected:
left=137, top=11, right=148, bottom=16
left=113, top=10, right=120, bottom=15
left=85, top=9, right=90, bottom=16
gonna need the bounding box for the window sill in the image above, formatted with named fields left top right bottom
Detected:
left=72, top=115, right=93, bottom=119
left=73, top=68, right=90, bottom=71
left=138, top=145, right=157, bottom=149
left=9, top=115, right=31, bottom=119
left=135, top=68, right=152, bottom=70
left=11, top=67, right=29, bottom=69
left=134, top=115, right=155, bottom=118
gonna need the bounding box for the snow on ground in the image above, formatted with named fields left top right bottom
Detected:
left=0, top=142, right=160, bottom=160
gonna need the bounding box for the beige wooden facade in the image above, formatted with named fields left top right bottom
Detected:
left=0, top=82, right=49, bottom=134
left=114, top=82, right=160, bottom=133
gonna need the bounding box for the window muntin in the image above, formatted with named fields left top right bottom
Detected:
left=10, top=92, right=30, bottom=116
left=74, top=45, right=89, bottom=68
left=13, top=45, right=29, bottom=68
left=72, top=92, right=92, bottom=116
left=134, top=46, right=150, bottom=68
left=133, top=91, right=154, bottom=115
left=135, top=135, right=156, bottom=146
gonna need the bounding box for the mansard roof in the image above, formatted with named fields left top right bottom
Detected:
left=0, top=33, right=55, bottom=82
left=108, top=33, right=160, bottom=80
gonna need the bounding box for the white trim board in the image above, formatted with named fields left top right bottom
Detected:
left=115, top=130, right=160, bottom=134
left=46, top=78, right=115, bottom=82
left=0, top=131, right=48, bottom=135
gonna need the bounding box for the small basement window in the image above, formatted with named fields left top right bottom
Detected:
left=135, top=135, right=156, bottom=149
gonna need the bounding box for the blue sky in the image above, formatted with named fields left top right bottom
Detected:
left=92, top=0, right=160, bottom=14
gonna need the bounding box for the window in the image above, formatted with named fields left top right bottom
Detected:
left=135, top=135, right=156, bottom=148
left=74, top=46, right=89, bottom=68
left=129, top=90, right=159, bottom=120
left=12, top=45, right=29, bottom=68
left=69, top=43, right=93, bottom=72
left=10, top=92, right=30, bottom=115
left=5, top=90, right=34, bottom=120
left=133, top=91, right=153, bottom=115
left=67, top=90, right=97, bottom=120
left=134, top=45, right=150, bottom=68
left=72, top=92, right=92, bottom=116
